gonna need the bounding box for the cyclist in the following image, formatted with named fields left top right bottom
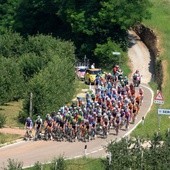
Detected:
left=44, top=114, right=54, bottom=140
left=114, top=114, right=121, bottom=135
left=133, top=70, right=141, bottom=79
left=133, top=70, right=141, bottom=86
left=34, top=115, right=43, bottom=140
left=138, top=87, right=144, bottom=105
left=24, top=117, right=33, bottom=140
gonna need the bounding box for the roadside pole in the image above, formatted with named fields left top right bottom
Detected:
left=29, top=92, right=33, bottom=118
left=84, top=145, right=87, bottom=157
left=154, top=90, right=164, bottom=131
left=158, top=104, right=161, bottom=132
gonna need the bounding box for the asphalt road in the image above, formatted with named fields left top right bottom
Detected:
left=0, top=84, right=153, bottom=168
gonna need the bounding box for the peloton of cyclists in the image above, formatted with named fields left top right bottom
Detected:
left=23, top=66, right=143, bottom=141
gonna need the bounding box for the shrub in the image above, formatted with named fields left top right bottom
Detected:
left=50, top=156, right=67, bottom=170
left=3, top=158, right=23, bottom=170
left=31, top=161, right=42, bottom=170
left=18, top=111, right=28, bottom=124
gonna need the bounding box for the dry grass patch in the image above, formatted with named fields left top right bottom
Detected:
left=0, top=100, right=23, bottom=128
left=0, top=132, right=21, bottom=145
left=162, top=60, right=169, bottom=88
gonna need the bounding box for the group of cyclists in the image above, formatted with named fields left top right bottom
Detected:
left=24, top=65, right=144, bottom=142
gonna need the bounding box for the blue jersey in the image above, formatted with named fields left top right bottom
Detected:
left=26, top=118, right=33, bottom=127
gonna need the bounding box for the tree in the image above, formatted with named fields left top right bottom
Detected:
left=0, top=0, right=19, bottom=33
left=13, top=0, right=152, bottom=65
left=105, top=132, right=170, bottom=169
left=0, top=30, right=24, bottom=58
left=0, top=56, right=25, bottom=104
left=94, top=38, right=126, bottom=67
left=23, top=54, right=76, bottom=116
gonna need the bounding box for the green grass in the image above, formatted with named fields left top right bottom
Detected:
left=25, top=158, right=105, bottom=170
left=0, top=132, right=21, bottom=145
left=132, top=0, right=170, bottom=138
left=0, top=100, right=23, bottom=128
left=66, top=158, right=104, bottom=170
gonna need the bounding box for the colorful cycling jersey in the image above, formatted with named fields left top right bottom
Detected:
left=46, top=117, right=53, bottom=127
left=25, top=118, right=33, bottom=128
left=35, top=118, right=42, bottom=129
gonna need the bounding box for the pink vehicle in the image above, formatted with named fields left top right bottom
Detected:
left=76, top=66, right=88, bottom=80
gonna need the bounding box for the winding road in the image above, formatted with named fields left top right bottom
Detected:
left=0, top=31, right=154, bottom=169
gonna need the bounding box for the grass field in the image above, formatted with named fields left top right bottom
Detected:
left=132, top=0, right=170, bottom=138
left=25, top=158, right=105, bottom=170
left=0, top=133, right=21, bottom=145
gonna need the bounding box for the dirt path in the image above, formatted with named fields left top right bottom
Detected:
left=0, top=127, right=25, bottom=136
left=128, top=30, right=153, bottom=83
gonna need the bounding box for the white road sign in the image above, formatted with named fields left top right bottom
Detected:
left=154, top=100, right=164, bottom=104
left=158, top=109, right=170, bottom=115
left=154, top=91, right=164, bottom=105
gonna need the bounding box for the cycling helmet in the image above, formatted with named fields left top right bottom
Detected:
left=37, top=115, right=41, bottom=119
left=27, top=117, right=31, bottom=121
left=46, top=114, right=50, bottom=118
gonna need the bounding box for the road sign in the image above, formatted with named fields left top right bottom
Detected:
left=154, top=91, right=164, bottom=105
left=158, top=109, right=170, bottom=115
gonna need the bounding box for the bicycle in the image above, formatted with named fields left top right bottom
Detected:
left=24, top=128, right=33, bottom=141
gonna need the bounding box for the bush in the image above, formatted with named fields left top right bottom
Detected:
left=31, top=161, right=42, bottom=170
left=50, top=156, right=67, bottom=170
left=0, top=113, right=6, bottom=128
left=22, top=54, right=76, bottom=116
left=18, top=111, right=28, bottom=124
left=3, top=158, right=23, bottom=170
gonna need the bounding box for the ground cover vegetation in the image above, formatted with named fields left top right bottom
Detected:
left=132, top=0, right=170, bottom=138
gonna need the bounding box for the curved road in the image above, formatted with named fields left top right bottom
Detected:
left=0, top=31, right=154, bottom=169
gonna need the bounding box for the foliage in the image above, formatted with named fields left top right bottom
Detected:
left=94, top=38, right=126, bottom=68
left=105, top=131, right=170, bottom=169
left=0, top=30, right=76, bottom=119
left=0, top=113, right=6, bottom=128
left=18, top=111, right=28, bottom=124
left=26, top=157, right=104, bottom=170
left=0, top=56, right=25, bottom=105
left=21, top=54, right=76, bottom=117
left=50, top=156, right=67, bottom=170
left=31, top=161, right=42, bottom=170
left=3, top=158, right=23, bottom=170
left=0, top=30, right=24, bottom=58
left=19, top=34, right=75, bottom=81
left=11, top=0, right=152, bottom=65
left=0, top=0, right=19, bottom=33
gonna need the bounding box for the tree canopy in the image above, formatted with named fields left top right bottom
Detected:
left=0, top=31, right=76, bottom=119
left=0, top=0, right=152, bottom=119
left=11, top=0, right=152, bottom=62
